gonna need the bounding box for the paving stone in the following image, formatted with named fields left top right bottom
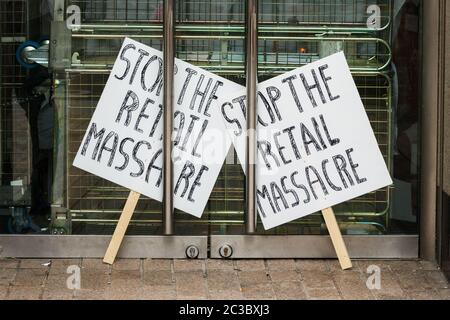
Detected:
left=144, top=259, right=172, bottom=271
left=0, top=259, right=19, bottom=269
left=13, top=268, right=47, bottom=287
left=73, top=289, right=107, bottom=300
left=371, top=271, right=404, bottom=298
left=327, top=260, right=361, bottom=273
left=405, top=289, right=442, bottom=300
left=79, top=270, right=109, bottom=291
left=42, top=288, right=74, bottom=300
left=0, top=258, right=447, bottom=300
left=7, top=286, right=42, bottom=300
left=81, top=259, right=111, bottom=272
left=19, top=259, right=52, bottom=269
left=389, top=260, right=423, bottom=272
left=397, top=271, right=432, bottom=290
left=144, top=270, right=173, bottom=286
left=112, top=259, right=141, bottom=271
left=438, top=289, right=450, bottom=300
left=0, top=285, right=9, bottom=299
left=45, top=274, right=73, bottom=291
left=272, top=281, right=307, bottom=300
left=49, top=259, right=81, bottom=273
left=238, top=271, right=270, bottom=286
left=175, top=271, right=207, bottom=299
left=109, top=270, right=141, bottom=295
left=306, top=287, right=342, bottom=300
left=374, top=294, right=410, bottom=301
left=334, top=273, right=375, bottom=300
left=419, top=260, right=440, bottom=271
left=104, top=286, right=143, bottom=300
left=356, top=260, right=396, bottom=273
left=241, top=283, right=275, bottom=300
left=173, top=259, right=204, bottom=272
left=269, top=270, right=300, bottom=283
left=206, top=271, right=240, bottom=291
left=0, top=268, right=17, bottom=286
left=423, top=270, right=449, bottom=289
left=296, top=260, right=329, bottom=272
left=300, top=270, right=335, bottom=289
left=104, top=274, right=145, bottom=300
left=208, top=290, right=243, bottom=300
left=236, top=260, right=266, bottom=271
left=266, top=259, right=297, bottom=271
left=206, top=259, right=235, bottom=271
left=138, top=285, right=176, bottom=300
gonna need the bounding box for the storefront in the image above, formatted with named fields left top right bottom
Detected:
left=0, top=0, right=447, bottom=273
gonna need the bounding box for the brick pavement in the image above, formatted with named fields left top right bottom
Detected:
left=0, top=259, right=449, bottom=300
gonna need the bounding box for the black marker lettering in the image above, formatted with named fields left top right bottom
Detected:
left=256, top=185, right=276, bottom=218
left=81, top=122, right=105, bottom=160
left=322, top=159, right=342, bottom=191
left=114, top=43, right=135, bottom=81
left=97, top=131, right=119, bottom=167
left=134, top=98, right=155, bottom=133
left=273, top=131, right=291, bottom=165
left=116, top=90, right=139, bottom=127
left=188, top=165, right=209, bottom=202
left=332, top=154, right=354, bottom=188
left=291, top=171, right=311, bottom=204
left=300, top=69, right=326, bottom=108
left=300, top=123, right=322, bottom=156
left=346, top=148, right=368, bottom=184
left=174, top=161, right=195, bottom=198
left=221, top=102, right=242, bottom=136
left=204, top=81, right=223, bottom=117
left=177, top=67, right=198, bottom=105
left=257, top=140, right=281, bottom=170
left=130, top=141, right=152, bottom=178
left=319, top=64, right=340, bottom=101
left=281, top=75, right=303, bottom=113
left=129, top=48, right=149, bottom=85
left=145, top=148, right=163, bottom=187
left=115, top=137, right=135, bottom=171
left=281, top=176, right=300, bottom=207
left=305, top=165, right=329, bottom=200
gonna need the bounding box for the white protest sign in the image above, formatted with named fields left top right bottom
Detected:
left=73, top=38, right=243, bottom=217
left=220, top=52, right=393, bottom=230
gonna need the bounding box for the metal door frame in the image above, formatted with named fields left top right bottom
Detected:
left=4, top=0, right=444, bottom=260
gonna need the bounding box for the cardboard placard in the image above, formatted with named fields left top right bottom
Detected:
left=73, top=38, right=243, bottom=218
left=219, top=52, right=393, bottom=230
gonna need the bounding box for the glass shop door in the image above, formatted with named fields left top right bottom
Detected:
left=0, top=0, right=421, bottom=259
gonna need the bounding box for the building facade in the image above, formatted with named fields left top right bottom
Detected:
left=0, top=0, right=448, bottom=279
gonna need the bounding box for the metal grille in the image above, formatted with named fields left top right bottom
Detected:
left=259, top=0, right=391, bottom=28
left=64, top=0, right=393, bottom=235
left=73, top=0, right=163, bottom=22
left=0, top=0, right=32, bottom=207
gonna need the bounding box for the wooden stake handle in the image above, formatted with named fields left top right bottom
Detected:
left=103, top=191, right=141, bottom=265
left=322, top=207, right=352, bottom=270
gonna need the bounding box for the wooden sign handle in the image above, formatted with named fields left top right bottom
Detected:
left=321, top=207, right=352, bottom=270
left=103, top=190, right=141, bottom=265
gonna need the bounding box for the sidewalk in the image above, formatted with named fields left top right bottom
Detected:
left=1, top=258, right=449, bottom=300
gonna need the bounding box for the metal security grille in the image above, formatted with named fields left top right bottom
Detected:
left=0, top=0, right=32, bottom=208
left=259, top=0, right=391, bottom=27
left=64, top=0, right=393, bottom=235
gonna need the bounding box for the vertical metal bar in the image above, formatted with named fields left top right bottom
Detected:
left=163, top=0, right=175, bottom=235
left=245, top=0, right=258, bottom=234
left=420, top=0, right=443, bottom=262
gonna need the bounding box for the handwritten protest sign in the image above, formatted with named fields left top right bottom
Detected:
left=73, top=38, right=243, bottom=218
left=220, top=52, right=393, bottom=230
